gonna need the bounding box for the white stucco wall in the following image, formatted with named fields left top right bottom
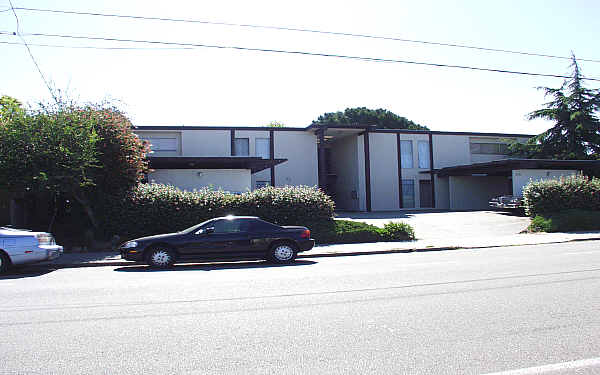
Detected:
left=432, top=134, right=471, bottom=169
left=330, top=135, right=360, bottom=211
left=449, top=176, right=511, bottom=210
left=512, top=169, right=579, bottom=197
left=149, top=169, right=251, bottom=193
left=273, top=131, right=318, bottom=187
left=181, top=130, right=230, bottom=156
left=369, top=133, right=400, bottom=211
left=234, top=130, right=272, bottom=189
left=399, top=133, right=431, bottom=209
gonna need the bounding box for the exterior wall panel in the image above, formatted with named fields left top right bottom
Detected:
left=273, top=132, right=318, bottom=187
left=512, top=169, right=578, bottom=196
left=330, top=135, right=360, bottom=211
left=449, top=176, right=510, bottom=210
left=149, top=169, right=251, bottom=193
left=369, top=133, right=399, bottom=211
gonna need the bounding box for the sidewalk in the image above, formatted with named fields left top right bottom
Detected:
left=45, top=231, right=600, bottom=268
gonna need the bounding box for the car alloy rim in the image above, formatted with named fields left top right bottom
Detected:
left=274, top=245, right=293, bottom=260
left=151, top=250, right=171, bottom=266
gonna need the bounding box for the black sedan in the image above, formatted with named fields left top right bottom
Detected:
left=119, top=216, right=315, bottom=267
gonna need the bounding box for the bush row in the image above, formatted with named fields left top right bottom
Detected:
left=523, top=175, right=600, bottom=217
left=98, top=184, right=335, bottom=239
left=312, top=220, right=415, bottom=244
left=97, top=183, right=415, bottom=244
left=529, top=209, right=600, bottom=232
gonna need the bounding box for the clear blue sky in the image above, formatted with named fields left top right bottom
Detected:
left=2, top=0, right=599, bottom=134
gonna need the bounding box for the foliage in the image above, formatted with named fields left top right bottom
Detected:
left=99, top=183, right=415, bottom=244
left=99, top=184, right=334, bottom=239
left=509, top=56, right=600, bottom=161
left=266, top=121, right=285, bottom=127
left=529, top=209, right=600, bottom=232
left=0, top=97, right=149, bottom=229
left=311, top=220, right=415, bottom=244
left=311, top=107, right=429, bottom=130
left=522, top=175, right=600, bottom=217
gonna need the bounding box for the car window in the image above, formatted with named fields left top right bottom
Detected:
left=249, top=219, right=281, bottom=232
left=212, top=219, right=249, bottom=233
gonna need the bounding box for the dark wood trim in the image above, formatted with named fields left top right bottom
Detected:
left=269, top=130, right=275, bottom=186
left=396, top=134, right=403, bottom=209
left=364, top=131, right=372, bottom=212
left=428, top=133, right=436, bottom=208
left=136, top=125, right=309, bottom=132
left=317, top=129, right=327, bottom=191
left=230, top=129, right=235, bottom=156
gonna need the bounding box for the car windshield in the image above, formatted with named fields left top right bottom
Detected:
left=179, top=219, right=215, bottom=234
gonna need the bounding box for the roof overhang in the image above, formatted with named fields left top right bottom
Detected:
left=149, top=157, right=287, bottom=173
left=427, top=159, right=600, bottom=177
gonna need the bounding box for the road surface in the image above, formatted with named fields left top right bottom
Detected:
left=2, top=241, right=600, bottom=374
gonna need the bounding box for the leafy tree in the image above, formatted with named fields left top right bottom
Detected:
left=311, top=107, right=429, bottom=130
left=266, top=120, right=285, bottom=127
left=509, top=56, right=600, bottom=160
left=0, top=98, right=149, bottom=229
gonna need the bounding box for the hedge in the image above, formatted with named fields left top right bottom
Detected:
left=98, top=184, right=335, bottom=239
left=97, top=183, right=415, bottom=244
left=522, top=175, right=600, bottom=217
left=529, top=209, right=600, bottom=232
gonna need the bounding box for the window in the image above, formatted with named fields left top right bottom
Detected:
left=144, top=137, right=178, bottom=152
left=470, top=143, right=509, bottom=155
left=400, top=140, right=413, bottom=168
left=256, top=138, right=270, bottom=159
left=402, top=179, right=415, bottom=208
left=418, top=141, right=430, bottom=169
left=212, top=219, right=249, bottom=233
left=234, top=138, right=249, bottom=156
left=255, top=181, right=269, bottom=189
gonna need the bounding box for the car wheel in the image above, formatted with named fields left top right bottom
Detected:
left=146, top=247, right=175, bottom=268
left=0, top=252, right=9, bottom=273
left=269, top=242, right=298, bottom=263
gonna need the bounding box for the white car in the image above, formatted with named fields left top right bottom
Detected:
left=0, top=227, right=63, bottom=273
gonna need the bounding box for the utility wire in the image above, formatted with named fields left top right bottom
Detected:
left=1, top=30, right=599, bottom=82
left=7, top=1, right=58, bottom=103
left=0, top=40, right=196, bottom=50
left=11, top=6, right=600, bottom=64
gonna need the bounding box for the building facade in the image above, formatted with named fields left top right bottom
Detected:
left=135, top=125, right=594, bottom=211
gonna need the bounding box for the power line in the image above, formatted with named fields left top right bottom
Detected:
left=11, top=6, right=600, bottom=64
left=7, top=1, right=58, bottom=103
left=1, top=30, right=599, bottom=82
left=0, top=40, right=196, bottom=50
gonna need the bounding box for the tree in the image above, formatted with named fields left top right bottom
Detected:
left=311, top=107, right=429, bottom=130
left=0, top=98, right=149, bottom=230
left=509, top=56, right=600, bottom=160
left=266, top=121, right=285, bottom=127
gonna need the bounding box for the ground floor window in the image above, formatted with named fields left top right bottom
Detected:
left=402, top=179, right=415, bottom=208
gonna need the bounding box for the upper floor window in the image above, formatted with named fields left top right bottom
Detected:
left=233, top=138, right=249, bottom=156
left=255, top=138, right=270, bottom=159
left=144, top=137, right=178, bottom=152
left=470, top=143, right=509, bottom=155
left=400, top=140, right=413, bottom=168
left=418, top=141, right=430, bottom=169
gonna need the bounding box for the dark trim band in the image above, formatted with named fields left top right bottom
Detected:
left=364, top=131, right=372, bottom=212
left=230, top=129, right=235, bottom=156
left=269, top=130, right=275, bottom=187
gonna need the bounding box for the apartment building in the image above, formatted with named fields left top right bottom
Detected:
left=135, top=125, right=596, bottom=211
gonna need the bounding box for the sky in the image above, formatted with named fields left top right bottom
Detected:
left=1, top=0, right=599, bottom=134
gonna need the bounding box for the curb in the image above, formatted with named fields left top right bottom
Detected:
left=48, top=236, right=600, bottom=269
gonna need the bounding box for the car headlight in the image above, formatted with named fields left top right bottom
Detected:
left=122, top=241, right=138, bottom=249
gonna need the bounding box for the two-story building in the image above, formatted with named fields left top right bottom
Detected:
left=136, top=125, right=597, bottom=211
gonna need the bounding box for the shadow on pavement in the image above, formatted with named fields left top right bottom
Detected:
left=0, top=265, right=56, bottom=279
left=113, top=259, right=317, bottom=272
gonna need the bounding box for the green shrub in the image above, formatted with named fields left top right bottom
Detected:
left=99, top=184, right=334, bottom=239
left=312, top=220, right=415, bottom=244
left=523, top=175, right=600, bottom=217
left=529, top=209, right=600, bottom=232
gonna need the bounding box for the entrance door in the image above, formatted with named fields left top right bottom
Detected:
left=419, top=180, right=433, bottom=208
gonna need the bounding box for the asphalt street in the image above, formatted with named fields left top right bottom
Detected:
left=2, top=241, right=600, bottom=374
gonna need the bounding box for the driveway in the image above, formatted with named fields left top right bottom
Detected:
left=335, top=210, right=531, bottom=241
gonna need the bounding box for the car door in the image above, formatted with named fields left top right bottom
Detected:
left=184, top=219, right=250, bottom=256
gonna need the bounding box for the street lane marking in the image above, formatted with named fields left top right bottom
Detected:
left=482, top=357, right=600, bottom=375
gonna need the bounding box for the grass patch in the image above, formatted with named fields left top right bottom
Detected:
left=312, top=220, right=415, bottom=244
left=529, top=209, right=600, bottom=233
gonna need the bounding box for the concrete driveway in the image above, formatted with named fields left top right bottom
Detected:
left=335, top=210, right=531, bottom=241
